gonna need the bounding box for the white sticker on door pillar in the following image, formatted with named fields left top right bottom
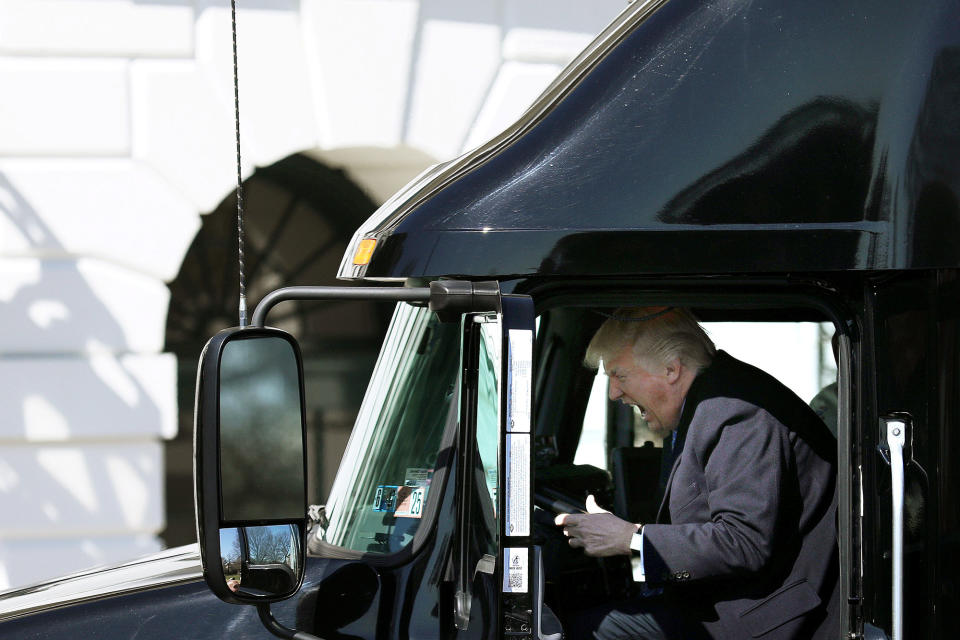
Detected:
left=505, top=432, right=530, bottom=537
left=503, top=547, right=528, bottom=593
left=507, top=329, right=532, bottom=433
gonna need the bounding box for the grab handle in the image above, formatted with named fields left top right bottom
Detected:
left=881, top=416, right=908, bottom=640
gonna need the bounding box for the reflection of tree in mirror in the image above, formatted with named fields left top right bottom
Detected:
left=219, top=527, right=243, bottom=576
left=245, top=525, right=294, bottom=565
left=237, top=524, right=301, bottom=595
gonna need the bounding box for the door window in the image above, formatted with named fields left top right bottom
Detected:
left=318, top=304, right=460, bottom=554
left=477, top=318, right=501, bottom=518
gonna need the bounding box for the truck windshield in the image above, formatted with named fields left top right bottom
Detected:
left=316, top=303, right=459, bottom=554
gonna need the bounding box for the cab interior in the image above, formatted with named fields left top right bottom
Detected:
left=528, top=299, right=841, bottom=627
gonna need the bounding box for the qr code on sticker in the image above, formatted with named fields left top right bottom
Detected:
left=509, top=572, right=523, bottom=589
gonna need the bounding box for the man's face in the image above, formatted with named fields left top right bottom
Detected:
left=604, top=345, right=685, bottom=438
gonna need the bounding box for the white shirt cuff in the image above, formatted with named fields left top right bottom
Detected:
left=629, top=530, right=645, bottom=582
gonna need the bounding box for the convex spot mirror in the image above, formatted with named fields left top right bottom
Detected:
left=195, top=327, right=308, bottom=604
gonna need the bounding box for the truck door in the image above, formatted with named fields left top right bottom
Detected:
left=459, top=295, right=557, bottom=639
left=272, top=284, right=550, bottom=639
left=865, top=272, right=941, bottom=639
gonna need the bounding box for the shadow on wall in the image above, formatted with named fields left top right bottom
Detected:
left=0, top=172, right=171, bottom=589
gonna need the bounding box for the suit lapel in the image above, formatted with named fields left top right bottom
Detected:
left=656, top=351, right=730, bottom=524
left=656, top=449, right=683, bottom=523
left=653, top=362, right=710, bottom=523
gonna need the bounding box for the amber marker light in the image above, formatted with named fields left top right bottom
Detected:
left=352, top=238, right=378, bottom=265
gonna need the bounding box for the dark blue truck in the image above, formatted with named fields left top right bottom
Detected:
left=1, top=0, right=958, bottom=637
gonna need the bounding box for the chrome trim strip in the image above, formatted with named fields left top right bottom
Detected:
left=337, top=0, right=671, bottom=280
left=0, top=544, right=202, bottom=622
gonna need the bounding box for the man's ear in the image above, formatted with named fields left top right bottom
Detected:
left=664, top=358, right=683, bottom=384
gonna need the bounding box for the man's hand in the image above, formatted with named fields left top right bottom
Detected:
left=554, top=495, right=640, bottom=557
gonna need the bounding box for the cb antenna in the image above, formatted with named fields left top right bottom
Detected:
left=230, top=0, right=247, bottom=328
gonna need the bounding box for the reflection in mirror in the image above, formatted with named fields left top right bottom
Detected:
left=220, top=524, right=301, bottom=597
left=219, top=336, right=305, bottom=522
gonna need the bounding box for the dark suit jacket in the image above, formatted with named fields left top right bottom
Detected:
left=641, top=351, right=839, bottom=639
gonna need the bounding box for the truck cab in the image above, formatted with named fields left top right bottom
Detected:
left=1, top=0, right=958, bottom=637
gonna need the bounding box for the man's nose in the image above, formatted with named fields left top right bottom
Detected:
left=608, top=378, right=622, bottom=401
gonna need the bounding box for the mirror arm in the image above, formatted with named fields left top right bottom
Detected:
left=251, top=286, right=431, bottom=327
left=256, top=603, right=323, bottom=640
left=250, top=281, right=501, bottom=327
left=428, top=280, right=500, bottom=322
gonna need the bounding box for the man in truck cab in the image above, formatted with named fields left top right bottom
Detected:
left=556, top=307, right=839, bottom=639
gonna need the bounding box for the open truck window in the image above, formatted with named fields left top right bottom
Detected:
left=576, top=319, right=839, bottom=470
left=530, top=302, right=846, bottom=628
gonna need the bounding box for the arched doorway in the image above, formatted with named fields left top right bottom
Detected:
left=162, top=154, right=391, bottom=547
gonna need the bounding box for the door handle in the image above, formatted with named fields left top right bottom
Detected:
left=881, top=415, right=909, bottom=640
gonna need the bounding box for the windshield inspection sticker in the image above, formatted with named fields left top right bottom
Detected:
left=373, top=484, right=427, bottom=518
left=503, top=548, right=528, bottom=593
left=505, top=433, right=530, bottom=537
left=507, top=329, right=532, bottom=433
left=404, top=467, right=432, bottom=486
left=394, top=486, right=426, bottom=518
left=373, top=485, right=398, bottom=512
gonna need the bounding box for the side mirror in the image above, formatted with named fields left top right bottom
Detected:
left=194, top=327, right=308, bottom=605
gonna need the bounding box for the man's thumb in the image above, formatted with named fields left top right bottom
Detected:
left=585, top=494, right=608, bottom=514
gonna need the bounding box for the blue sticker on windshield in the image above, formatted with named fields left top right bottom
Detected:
left=373, top=484, right=427, bottom=518
left=373, top=485, right=399, bottom=512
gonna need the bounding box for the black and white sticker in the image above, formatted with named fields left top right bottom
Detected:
left=507, top=329, right=532, bottom=433
left=505, top=433, right=530, bottom=537
left=503, top=547, right=528, bottom=593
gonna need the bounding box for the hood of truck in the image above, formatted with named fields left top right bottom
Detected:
left=339, top=0, right=960, bottom=281
left=0, top=544, right=202, bottom=622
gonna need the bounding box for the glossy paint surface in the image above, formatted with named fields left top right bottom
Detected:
left=360, top=0, right=960, bottom=279
left=0, top=545, right=203, bottom=622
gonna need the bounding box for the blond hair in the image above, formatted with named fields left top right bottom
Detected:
left=584, top=307, right=716, bottom=373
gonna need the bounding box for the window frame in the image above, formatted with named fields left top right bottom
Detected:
left=527, top=280, right=859, bottom=636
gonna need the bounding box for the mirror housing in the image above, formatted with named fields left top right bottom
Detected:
left=194, top=326, right=308, bottom=605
